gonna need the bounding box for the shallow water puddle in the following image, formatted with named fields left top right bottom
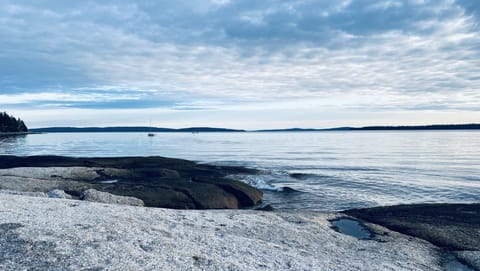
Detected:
left=330, top=218, right=372, bottom=239
left=444, top=257, right=475, bottom=271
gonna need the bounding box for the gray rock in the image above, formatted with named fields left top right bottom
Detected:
left=0, top=189, right=47, bottom=198
left=0, top=167, right=93, bottom=193
left=47, top=189, right=73, bottom=199
left=81, top=189, right=144, bottom=207
left=0, top=193, right=447, bottom=271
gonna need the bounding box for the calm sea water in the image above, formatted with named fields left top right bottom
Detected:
left=1, top=131, right=479, bottom=211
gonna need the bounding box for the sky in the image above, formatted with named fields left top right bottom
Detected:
left=1, top=0, right=479, bottom=129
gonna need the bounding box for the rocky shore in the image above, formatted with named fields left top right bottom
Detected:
left=0, top=155, right=262, bottom=209
left=346, top=203, right=480, bottom=270
left=1, top=155, right=479, bottom=270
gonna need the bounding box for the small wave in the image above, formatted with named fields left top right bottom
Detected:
left=238, top=175, right=281, bottom=191
left=99, top=179, right=119, bottom=184
left=461, top=176, right=480, bottom=182
left=233, top=174, right=303, bottom=194
left=320, top=166, right=379, bottom=172
left=279, top=186, right=301, bottom=193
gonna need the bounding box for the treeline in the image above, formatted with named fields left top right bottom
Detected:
left=0, top=112, right=28, bottom=133
left=348, top=124, right=480, bottom=130
left=30, top=127, right=245, bottom=133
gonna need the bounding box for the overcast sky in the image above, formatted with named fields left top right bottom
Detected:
left=1, top=0, right=479, bottom=129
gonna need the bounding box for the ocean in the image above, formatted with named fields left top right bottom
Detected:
left=1, top=131, right=479, bottom=211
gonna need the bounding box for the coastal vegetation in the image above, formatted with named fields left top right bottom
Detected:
left=30, top=126, right=244, bottom=133
left=29, top=123, right=480, bottom=133
left=0, top=112, right=28, bottom=133
left=256, top=124, right=480, bottom=132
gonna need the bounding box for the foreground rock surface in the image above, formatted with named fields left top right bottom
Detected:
left=0, top=194, right=446, bottom=271
left=81, top=189, right=144, bottom=206
left=0, top=155, right=262, bottom=209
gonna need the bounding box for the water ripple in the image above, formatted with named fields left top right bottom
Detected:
left=1, top=131, right=479, bottom=211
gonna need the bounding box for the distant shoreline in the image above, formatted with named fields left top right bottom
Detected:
left=256, top=123, right=480, bottom=132
left=29, top=127, right=245, bottom=133
left=28, top=123, right=480, bottom=133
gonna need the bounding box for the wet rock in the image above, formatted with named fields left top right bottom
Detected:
left=191, top=177, right=263, bottom=207
left=129, top=187, right=197, bottom=209
left=344, top=203, right=480, bottom=251
left=455, top=251, right=480, bottom=271
left=0, top=189, right=47, bottom=198
left=254, top=203, right=275, bottom=211
left=280, top=187, right=300, bottom=193
left=289, top=173, right=315, bottom=180
left=130, top=168, right=181, bottom=179
left=345, top=204, right=480, bottom=270
left=0, top=155, right=263, bottom=209
left=81, top=189, right=145, bottom=207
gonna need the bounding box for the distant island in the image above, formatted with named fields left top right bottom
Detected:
left=255, top=124, right=480, bottom=132
left=30, top=127, right=245, bottom=133
left=28, top=123, right=480, bottom=133
left=0, top=112, right=28, bottom=133
left=343, top=124, right=480, bottom=131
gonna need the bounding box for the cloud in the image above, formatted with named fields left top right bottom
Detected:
left=0, top=0, right=479, bottom=128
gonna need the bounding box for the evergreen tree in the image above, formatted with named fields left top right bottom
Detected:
left=0, top=112, right=28, bottom=133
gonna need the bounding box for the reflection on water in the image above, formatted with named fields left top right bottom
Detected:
left=330, top=218, right=372, bottom=239
left=444, top=255, right=475, bottom=271
left=1, top=131, right=479, bottom=211
left=0, top=135, right=27, bottom=154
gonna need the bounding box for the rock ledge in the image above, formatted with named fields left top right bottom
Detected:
left=0, top=155, right=263, bottom=209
